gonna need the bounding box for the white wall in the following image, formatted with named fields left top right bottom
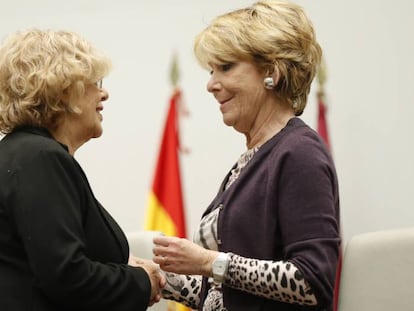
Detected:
left=2, top=0, right=414, bottom=245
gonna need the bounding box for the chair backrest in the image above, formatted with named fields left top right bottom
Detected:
left=126, top=231, right=168, bottom=311
left=337, top=227, right=414, bottom=311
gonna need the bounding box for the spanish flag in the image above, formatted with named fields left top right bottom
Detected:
left=144, top=88, right=186, bottom=238
left=144, top=56, right=191, bottom=311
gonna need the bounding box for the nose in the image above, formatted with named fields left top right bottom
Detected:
left=101, top=88, right=109, bottom=101
left=207, top=75, right=221, bottom=93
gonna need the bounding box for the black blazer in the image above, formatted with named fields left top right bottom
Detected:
left=0, top=127, right=150, bottom=311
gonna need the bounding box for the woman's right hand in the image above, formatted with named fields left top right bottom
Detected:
left=152, top=236, right=218, bottom=277
left=128, top=254, right=166, bottom=306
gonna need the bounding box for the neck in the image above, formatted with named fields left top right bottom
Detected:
left=245, top=101, right=295, bottom=149
left=50, top=121, right=85, bottom=156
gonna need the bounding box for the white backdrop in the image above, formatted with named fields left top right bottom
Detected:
left=1, top=0, right=414, bottom=245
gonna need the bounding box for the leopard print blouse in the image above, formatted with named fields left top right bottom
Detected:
left=162, top=148, right=318, bottom=310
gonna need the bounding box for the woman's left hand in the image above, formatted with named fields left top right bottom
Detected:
left=152, top=236, right=217, bottom=276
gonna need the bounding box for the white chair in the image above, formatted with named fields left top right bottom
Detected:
left=126, top=231, right=168, bottom=311
left=337, top=227, right=414, bottom=311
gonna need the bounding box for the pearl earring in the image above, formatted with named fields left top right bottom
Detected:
left=263, top=76, right=275, bottom=90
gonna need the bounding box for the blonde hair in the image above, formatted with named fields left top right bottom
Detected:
left=0, top=29, right=112, bottom=133
left=194, top=0, right=322, bottom=115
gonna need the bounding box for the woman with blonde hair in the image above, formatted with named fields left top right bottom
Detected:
left=0, top=29, right=164, bottom=311
left=153, top=1, right=341, bottom=311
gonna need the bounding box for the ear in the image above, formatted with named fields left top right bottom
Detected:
left=59, top=89, right=70, bottom=105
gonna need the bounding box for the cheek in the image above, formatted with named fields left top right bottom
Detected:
left=250, top=87, right=266, bottom=106
left=83, top=88, right=99, bottom=103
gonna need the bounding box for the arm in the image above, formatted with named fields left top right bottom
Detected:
left=276, top=135, right=341, bottom=307
left=162, top=272, right=202, bottom=309
left=153, top=237, right=317, bottom=306
left=225, top=254, right=317, bottom=305
left=153, top=134, right=339, bottom=308
left=11, top=148, right=157, bottom=310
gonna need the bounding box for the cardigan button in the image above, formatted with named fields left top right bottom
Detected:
left=217, top=239, right=222, bottom=245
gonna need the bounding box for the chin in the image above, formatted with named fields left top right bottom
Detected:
left=94, top=130, right=103, bottom=138
left=92, top=125, right=103, bottom=138
left=222, top=117, right=235, bottom=127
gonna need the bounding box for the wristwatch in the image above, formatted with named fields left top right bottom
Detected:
left=212, top=252, right=230, bottom=284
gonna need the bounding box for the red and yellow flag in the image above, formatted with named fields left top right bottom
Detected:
left=145, top=56, right=191, bottom=311
left=144, top=89, right=186, bottom=238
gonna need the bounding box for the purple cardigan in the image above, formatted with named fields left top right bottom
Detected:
left=200, top=118, right=340, bottom=311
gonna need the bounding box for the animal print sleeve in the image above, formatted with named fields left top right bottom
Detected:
left=225, top=253, right=317, bottom=306
left=161, top=272, right=202, bottom=309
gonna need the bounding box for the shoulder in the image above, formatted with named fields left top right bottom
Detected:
left=260, top=118, right=333, bottom=174
left=1, top=127, right=73, bottom=170
left=10, top=127, right=65, bottom=149
left=282, top=118, right=324, bottom=146
left=279, top=118, right=329, bottom=157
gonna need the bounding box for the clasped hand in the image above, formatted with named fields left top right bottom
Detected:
left=128, top=254, right=166, bottom=307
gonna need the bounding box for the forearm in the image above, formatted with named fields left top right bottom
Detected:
left=225, top=253, right=317, bottom=306
left=162, top=272, right=202, bottom=309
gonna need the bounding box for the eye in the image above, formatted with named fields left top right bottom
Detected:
left=220, top=63, right=233, bottom=72
left=208, top=63, right=234, bottom=75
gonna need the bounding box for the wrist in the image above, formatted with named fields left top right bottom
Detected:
left=202, top=250, right=218, bottom=276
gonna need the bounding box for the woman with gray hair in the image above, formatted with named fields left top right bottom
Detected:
left=153, top=1, right=340, bottom=310
left=0, top=29, right=165, bottom=311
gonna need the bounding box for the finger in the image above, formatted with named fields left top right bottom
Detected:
left=133, top=257, right=146, bottom=265
left=148, top=294, right=161, bottom=306
left=153, top=255, right=172, bottom=268
left=159, top=273, right=166, bottom=287
left=153, top=236, right=175, bottom=246
left=152, top=254, right=163, bottom=265
left=157, top=256, right=173, bottom=271
left=152, top=245, right=166, bottom=257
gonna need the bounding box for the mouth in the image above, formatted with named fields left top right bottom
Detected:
left=218, top=98, right=231, bottom=105
left=96, top=105, right=104, bottom=121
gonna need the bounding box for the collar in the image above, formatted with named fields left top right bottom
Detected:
left=12, top=126, right=69, bottom=152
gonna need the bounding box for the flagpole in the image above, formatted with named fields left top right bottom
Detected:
left=317, top=56, right=327, bottom=98
left=170, top=53, right=190, bottom=154
left=170, top=52, right=179, bottom=88
left=316, top=57, right=330, bottom=149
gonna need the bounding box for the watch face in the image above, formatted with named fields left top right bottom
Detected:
left=214, top=262, right=225, bottom=274
left=213, top=253, right=229, bottom=283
